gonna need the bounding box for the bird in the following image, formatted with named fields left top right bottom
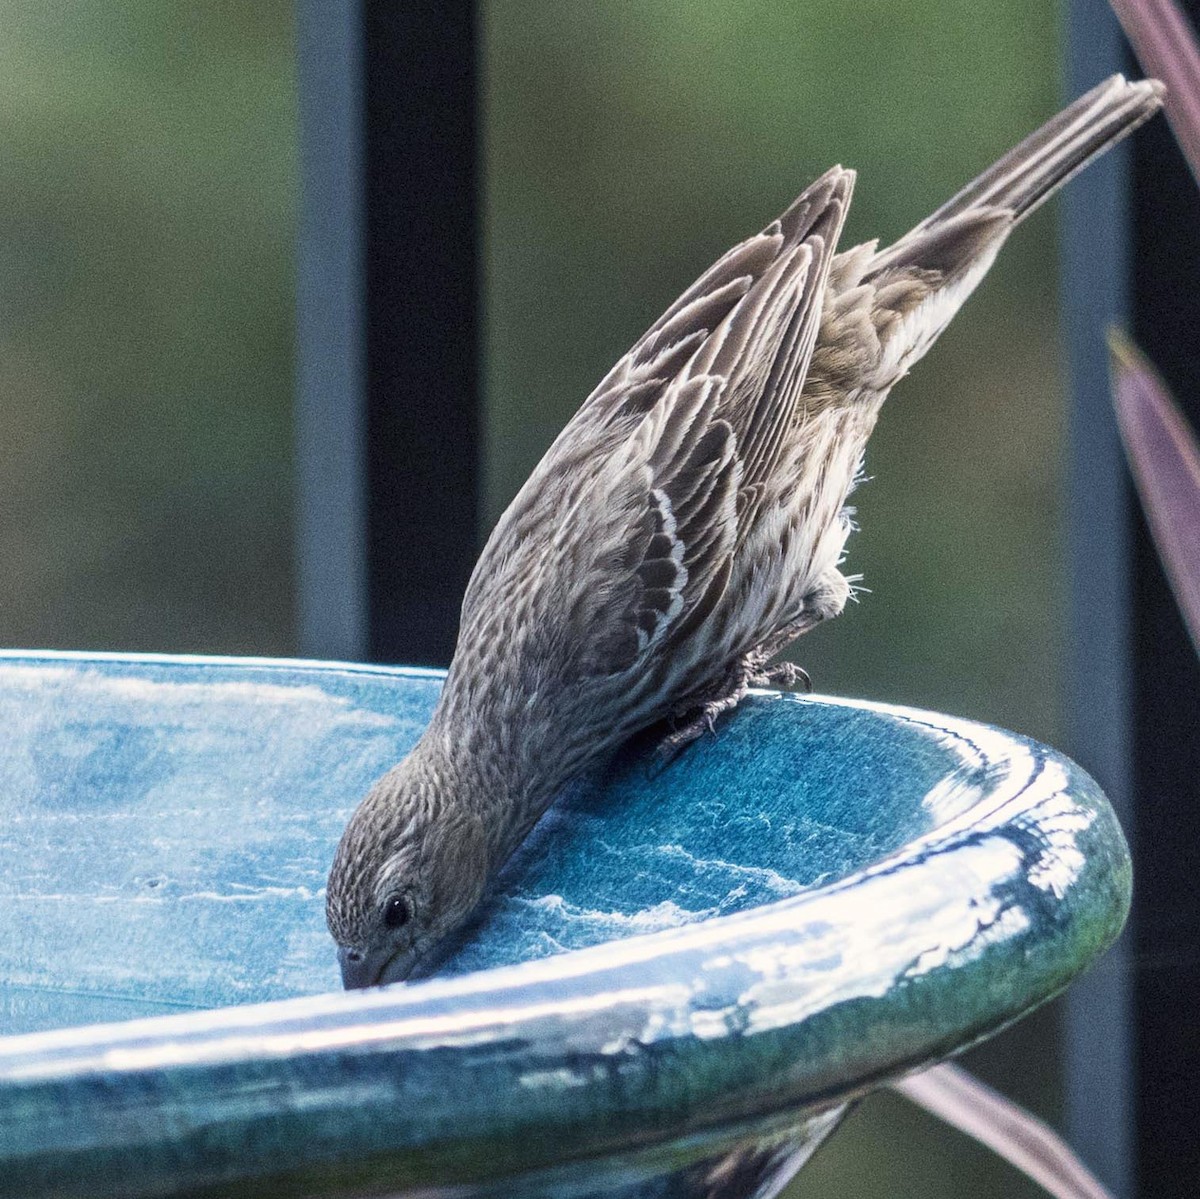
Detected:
left=326, top=74, right=1163, bottom=990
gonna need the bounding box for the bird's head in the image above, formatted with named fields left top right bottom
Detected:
left=325, top=752, right=489, bottom=988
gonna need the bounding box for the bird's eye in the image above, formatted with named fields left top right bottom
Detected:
left=383, top=894, right=411, bottom=930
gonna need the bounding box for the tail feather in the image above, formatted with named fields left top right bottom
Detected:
left=915, top=74, right=1162, bottom=229
left=838, top=75, right=1162, bottom=390
left=871, top=74, right=1162, bottom=280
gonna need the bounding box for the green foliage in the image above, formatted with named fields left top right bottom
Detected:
left=0, top=1, right=295, bottom=652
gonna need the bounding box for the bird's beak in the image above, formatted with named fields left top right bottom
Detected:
left=338, top=945, right=415, bottom=989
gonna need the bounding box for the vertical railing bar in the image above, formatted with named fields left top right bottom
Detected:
left=362, top=3, right=481, bottom=667
left=1061, top=2, right=1136, bottom=1194
left=295, top=0, right=368, bottom=662
left=295, top=2, right=480, bottom=667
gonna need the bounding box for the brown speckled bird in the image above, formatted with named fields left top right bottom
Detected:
left=327, top=75, right=1162, bottom=988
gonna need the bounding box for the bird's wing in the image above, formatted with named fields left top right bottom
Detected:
left=580, top=169, right=854, bottom=679
left=461, top=169, right=854, bottom=685
left=693, top=169, right=852, bottom=518
left=582, top=167, right=853, bottom=488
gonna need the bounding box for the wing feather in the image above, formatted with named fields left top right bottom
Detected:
left=470, top=169, right=856, bottom=686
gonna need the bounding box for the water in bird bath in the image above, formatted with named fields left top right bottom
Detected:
left=0, top=652, right=1006, bottom=1035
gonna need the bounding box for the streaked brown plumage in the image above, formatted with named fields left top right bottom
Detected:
left=327, top=75, right=1163, bottom=988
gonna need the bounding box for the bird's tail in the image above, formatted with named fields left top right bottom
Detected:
left=924, top=73, right=1161, bottom=226
left=870, top=74, right=1162, bottom=279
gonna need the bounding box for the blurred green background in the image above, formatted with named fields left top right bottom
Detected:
left=0, top=1, right=1075, bottom=1195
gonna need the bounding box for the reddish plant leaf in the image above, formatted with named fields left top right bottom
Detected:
left=1109, top=330, right=1200, bottom=654
left=1111, top=0, right=1200, bottom=184
left=894, top=1064, right=1113, bottom=1199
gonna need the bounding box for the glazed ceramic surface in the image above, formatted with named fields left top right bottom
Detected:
left=0, top=652, right=1129, bottom=1198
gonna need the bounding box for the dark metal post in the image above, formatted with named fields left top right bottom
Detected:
left=1062, top=10, right=1136, bottom=1194
left=1126, top=2, right=1200, bottom=1192
left=296, top=1, right=480, bottom=667
left=1063, top=2, right=1200, bottom=1195
left=296, top=0, right=367, bottom=662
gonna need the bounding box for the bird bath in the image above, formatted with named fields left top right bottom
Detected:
left=0, top=651, right=1128, bottom=1198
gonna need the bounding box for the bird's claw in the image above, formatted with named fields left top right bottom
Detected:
left=649, top=692, right=735, bottom=773
left=749, top=661, right=813, bottom=692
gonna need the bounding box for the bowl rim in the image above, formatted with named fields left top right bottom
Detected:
left=0, top=649, right=1131, bottom=1195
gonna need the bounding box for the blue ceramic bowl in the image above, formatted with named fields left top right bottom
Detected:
left=0, top=652, right=1128, bottom=1198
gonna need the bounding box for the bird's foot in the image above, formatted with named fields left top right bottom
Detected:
left=653, top=709, right=717, bottom=769
left=746, top=660, right=812, bottom=692
left=652, top=668, right=750, bottom=769
left=647, top=652, right=812, bottom=772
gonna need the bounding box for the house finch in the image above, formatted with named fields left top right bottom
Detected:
left=327, top=74, right=1162, bottom=989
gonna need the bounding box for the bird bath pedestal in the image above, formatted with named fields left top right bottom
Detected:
left=0, top=652, right=1129, bottom=1198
